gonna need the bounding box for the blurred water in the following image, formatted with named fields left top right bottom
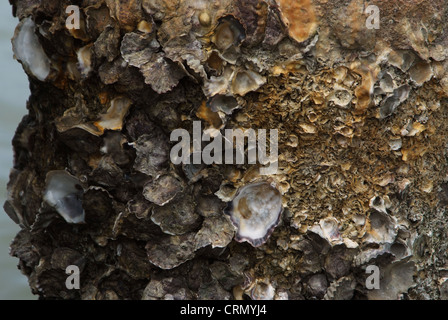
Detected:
left=0, top=2, right=35, bottom=299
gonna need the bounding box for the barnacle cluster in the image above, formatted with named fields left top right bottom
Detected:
left=5, top=0, right=448, bottom=299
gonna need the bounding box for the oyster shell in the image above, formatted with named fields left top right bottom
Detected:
left=131, top=129, right=170, bottom=178
left=151, top=194, right=201, bottom=236
left=367, top=260, right=416, bottom=300
left=141, top=55, right=186, bottom=94
left=379, top=85, right=411, bottom=119
left=99, top=97, right=133, bottom=131
left=231, top=69, right=266, bottom=96
left=363, top=209, right=397, bottom=245
left=209, top=95, right=240, bottom=115
left=77, top=44, right=93, bottom=78
left=143, top=175, right=184, bottom=206
left=194, top=215, right=235, bottom=249
left=224, top=182, right=283, bottom=247
left=409, top=61, right=433, bottom=86
left=105, top=0, right=143, bottom=31
left=146, top=233, right=196, bottom=270
left=211, top=16, right=245, bottom=53
left=57, top=97, right=133, bottom=138
left=12, top=17, right=51, bottom=81
left=305, top=274, right=328, bottom=299
left=43, top=171, right=85, bottom=224
left=309, top=217, right=343, bottom=246
left=276, top=0, right=317, bottom=43
left=324, top=276, right=356, bottom=300
left=142, top=277, right=193, bottom=300
left=247, top=278, right=276, bottom=300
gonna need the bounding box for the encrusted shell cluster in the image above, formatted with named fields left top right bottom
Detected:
left=6, top=0, right=448, bottom=300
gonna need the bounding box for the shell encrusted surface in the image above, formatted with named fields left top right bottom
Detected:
left=5, top=0, right=448, bottom=300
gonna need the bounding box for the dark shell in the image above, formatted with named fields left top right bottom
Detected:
left=94, top=25, right=121, bottom=62
left=132, top=129, right=170, bottom=178
left=151, top=194, right=201, bottom=235
left=142, top=174, right=184, bottom=206
left=146, top=233, right=197, bottom=270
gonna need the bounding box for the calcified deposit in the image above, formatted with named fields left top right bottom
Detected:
left=5, top=0, right=448, bottom=300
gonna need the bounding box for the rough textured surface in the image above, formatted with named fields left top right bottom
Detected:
left=5, top=0, right=448, bottom=299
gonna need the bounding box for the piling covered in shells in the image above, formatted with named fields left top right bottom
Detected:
left=5, top=0, right=448, bottom=299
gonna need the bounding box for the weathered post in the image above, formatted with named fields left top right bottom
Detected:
left=5, top=0, right=448, bottom=299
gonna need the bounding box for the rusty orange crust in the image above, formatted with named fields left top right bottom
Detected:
left=276, top=0, right=317, bottom=43
left=350, top=61, right=380, bottom=115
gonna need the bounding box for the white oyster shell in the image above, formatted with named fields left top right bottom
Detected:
left=77, top=44, right=93, bottom=78
left=310, top=217, right=343, bottom=246
left=12, top=17, right=51, bottom=81
left=248, top=279, right=276, bottom=300
left=43, top=171, right=85, bottom=224
left=224, top=182, right=283, bottom=247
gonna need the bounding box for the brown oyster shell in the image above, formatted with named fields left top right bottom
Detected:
left=276, top=0, right=317, bottom=43
left=105, top=0, right=143, bottom=31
